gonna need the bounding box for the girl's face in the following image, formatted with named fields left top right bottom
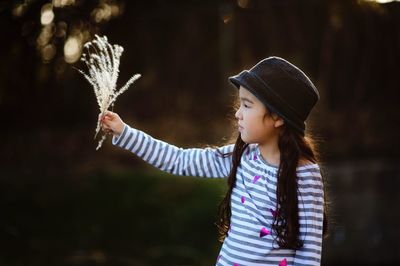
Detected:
left=235, top=86, right=284, bottom=144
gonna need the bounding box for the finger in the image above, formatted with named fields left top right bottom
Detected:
left=105, top=114, right=114, bottom=121
left=101, top=122, right=109, bottom=129
left=105, top=116, right=114, bottom=122
left=106, top=111, right=117, bottom=120
left=101, top=118, right=111, bottom=125
left=100, top=114, right=107, bottom=122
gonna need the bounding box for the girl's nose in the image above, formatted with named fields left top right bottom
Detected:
left=235, top=108, right=242, bottom=120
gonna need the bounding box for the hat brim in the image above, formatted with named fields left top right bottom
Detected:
left=228, top=70, right=285, bottom=118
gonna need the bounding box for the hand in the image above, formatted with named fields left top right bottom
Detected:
left=99, top=110, right=125, bottom=137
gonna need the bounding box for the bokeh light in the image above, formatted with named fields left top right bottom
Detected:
left=42, top=44, right=57, bottom=62
left=237, top=0, right=250, bottom=9
left=52, top=0, right=76, bottom=8
left=36, top=24, right=54, bottom=48
left=364, top=0, right=400, bottom=3
left=64, top=35, right=82, bottom=63
left=55, top=21, right=67, bottom=38
left=41, top=4, right=54, bottom=26
left=12, top=3, right=27, bottom=17
left=91, top=1, right=122, bottom=23
left=222, top=13, right=232, bottom=24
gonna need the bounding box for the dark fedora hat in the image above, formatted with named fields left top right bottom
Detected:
left=228, top=56, right=320, bottom=136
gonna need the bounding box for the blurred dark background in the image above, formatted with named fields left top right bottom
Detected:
left=1, top=0, right=399, bottom=265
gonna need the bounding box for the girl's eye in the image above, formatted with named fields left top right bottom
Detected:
left=238, top=101, right=250, bottom=109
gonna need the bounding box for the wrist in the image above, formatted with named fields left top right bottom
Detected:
left=115, top=122, right=125, bottom=136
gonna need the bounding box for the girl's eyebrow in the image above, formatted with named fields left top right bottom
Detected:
left=240, top=97, right=254, bottom=104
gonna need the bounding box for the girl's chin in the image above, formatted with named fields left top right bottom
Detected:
left=240, top=134, right=256, bottom=144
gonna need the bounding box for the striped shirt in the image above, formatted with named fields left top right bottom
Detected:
left=112, top=123, right=324, bottom=266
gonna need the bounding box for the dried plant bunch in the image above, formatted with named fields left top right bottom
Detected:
left=77, top=35, right=141, bottom=150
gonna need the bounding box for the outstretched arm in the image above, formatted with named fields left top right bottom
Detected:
left=112, top=123, right=234, bottom=178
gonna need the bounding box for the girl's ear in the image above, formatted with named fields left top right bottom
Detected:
left=274, top=118, right=285, bottom=128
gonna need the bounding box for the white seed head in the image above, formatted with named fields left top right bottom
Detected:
left=76, top=34, right=141, bottom=150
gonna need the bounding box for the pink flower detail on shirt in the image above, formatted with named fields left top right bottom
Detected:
left=253, top=175, right=261, bottom=183
left=270, top=208, right=279, bottom=217
left=259, top=227, right=270, bottom=237
left=279, top=258, right=287, bottom=266
left=234, top=264, right=239, bottom=266
left=253, top=154, right=258, bottom=160
left=241, top=196, right=245, bottom=203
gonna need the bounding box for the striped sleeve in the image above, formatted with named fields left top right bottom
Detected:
left=294, top=168, right=324, bottom=266
left=111, top=123, right=234, bottom=178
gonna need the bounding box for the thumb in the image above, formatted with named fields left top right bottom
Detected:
left=104, top=110, right=115, bottom=120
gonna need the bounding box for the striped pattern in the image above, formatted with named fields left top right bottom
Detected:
left=112, top=123, right=324, bottom=266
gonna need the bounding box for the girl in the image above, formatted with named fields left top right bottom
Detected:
left=100, top=56, right=328, bottom=266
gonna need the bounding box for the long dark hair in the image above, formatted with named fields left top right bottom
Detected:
left=216, top=103, right=329, bottom=249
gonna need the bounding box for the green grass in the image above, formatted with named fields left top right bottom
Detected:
left=0, top=169, right=228, bottom=266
